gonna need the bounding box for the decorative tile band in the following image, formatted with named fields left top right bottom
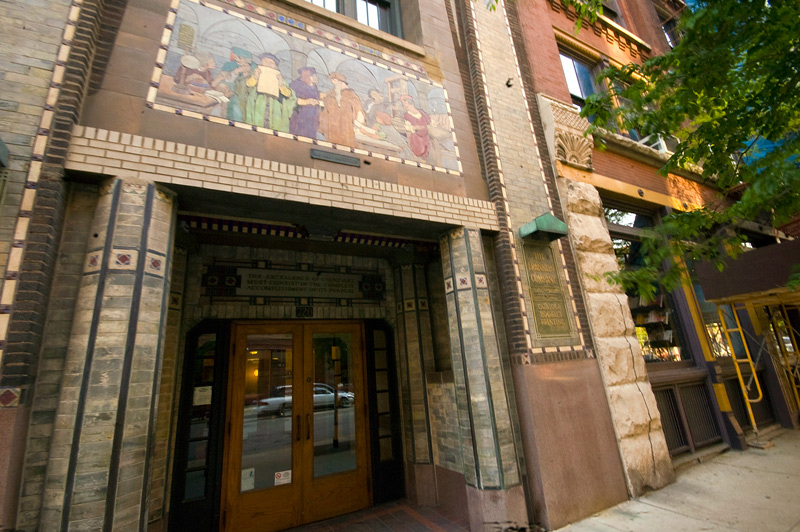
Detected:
left=65, top=128, right=498, bottom=230
left=0, top=0, right=84, bottom=369
left=468, top=1, right=534, bottom=364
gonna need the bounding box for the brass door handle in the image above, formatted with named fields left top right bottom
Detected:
left=306, top=414, right=311, bottom=440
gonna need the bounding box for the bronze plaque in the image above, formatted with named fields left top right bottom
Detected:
left=524, top=242, right=573, bottom=337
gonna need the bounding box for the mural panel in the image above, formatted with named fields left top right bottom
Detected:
left=149, top=0, right=461, bottom=174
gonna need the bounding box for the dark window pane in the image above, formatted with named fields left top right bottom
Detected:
left=184, top=470, right=206, bottom=499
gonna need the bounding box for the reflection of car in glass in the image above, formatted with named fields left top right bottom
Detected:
left=257, top=384, right=354, bottom=417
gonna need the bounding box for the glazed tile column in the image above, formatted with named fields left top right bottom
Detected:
left=392, top=262, right=436, bottom=503
left=39, top=178, right=176, bottom=532
left=440, top=227, right=526, bottom=531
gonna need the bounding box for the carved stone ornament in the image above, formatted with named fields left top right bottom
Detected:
left=556, top=131, right=593, bottom=170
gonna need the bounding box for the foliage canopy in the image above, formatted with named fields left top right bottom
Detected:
left=565, top=0, right=800, bottom=298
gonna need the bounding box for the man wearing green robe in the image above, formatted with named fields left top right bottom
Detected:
left=245, top=53, right=296, bottom=132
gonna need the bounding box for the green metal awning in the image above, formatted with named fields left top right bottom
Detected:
left=519, top=213, right=568, bottom=241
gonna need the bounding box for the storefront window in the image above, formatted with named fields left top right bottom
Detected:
left=605, top=205, right=688, bottom=362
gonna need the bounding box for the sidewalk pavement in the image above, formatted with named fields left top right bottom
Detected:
left=556, top=428, right=800, bottom=532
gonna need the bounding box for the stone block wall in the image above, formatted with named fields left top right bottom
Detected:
left=560, top=177, right=674, bottom=495
left=427, top=379, right=462, bottom=474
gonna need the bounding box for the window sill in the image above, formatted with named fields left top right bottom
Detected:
left=278, top=0, right=425, bottom=57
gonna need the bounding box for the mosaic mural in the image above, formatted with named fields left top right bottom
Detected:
left=150, top=0, right=461, bottom=174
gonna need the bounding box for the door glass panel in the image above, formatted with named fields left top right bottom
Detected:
left=185, top=470, right=206, bottom=499
left=240, top=333, right=294, bottom=492
left=312, top=332, right=357, bottom=477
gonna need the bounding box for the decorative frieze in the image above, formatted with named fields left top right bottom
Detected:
left=539, top=95, right=594, bottom=171
left=555, top=130, right=593, bottom=170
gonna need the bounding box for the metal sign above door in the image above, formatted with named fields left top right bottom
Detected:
left=202, top=261, right=385, bottom=305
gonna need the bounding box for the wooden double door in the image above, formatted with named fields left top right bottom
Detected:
left=222, top=321, right=371, bottom=531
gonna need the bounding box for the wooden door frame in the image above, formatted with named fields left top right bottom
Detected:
left=220, top=320, right=372, bottom=531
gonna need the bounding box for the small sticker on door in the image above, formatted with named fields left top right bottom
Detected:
left=275, top=470, right=292, bottom=486
left=241, top=468, right=255, bottom=491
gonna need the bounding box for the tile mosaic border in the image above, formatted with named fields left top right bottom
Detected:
left=146, top=0, right=463, bottom=176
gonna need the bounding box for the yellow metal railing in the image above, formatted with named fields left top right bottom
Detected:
left=717, top=302, right=764, bottom=435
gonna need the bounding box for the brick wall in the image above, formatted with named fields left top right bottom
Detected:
left=0, top=0, right=72, bottom=284
left=14, top=183, right=99, bottom=531
left=427, top=380, right=462, bottom=473
left=593, top=150, right=723, bottom=208
left=65, top=127, right=500, bottom=230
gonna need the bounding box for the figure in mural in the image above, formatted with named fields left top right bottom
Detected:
left=319, top=72, right=364, bottom=147
left=245, top=53, right=296, bottom=132
left=212, top=47, right=253, bottom=122
left=156, top=1, right=461, bottom=172
left=172, top=53, right=216, bottom=95
left=401, top=95, right=431, bottom=159
left=364, top=89, right=391, bottom=128
left=353, top=88, right=409, bottom=157
left=289, top=67, right=322, bottom=138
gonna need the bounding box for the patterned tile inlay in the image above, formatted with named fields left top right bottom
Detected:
left=146, top=252, right=167, bottom=276
left=403, top=299, right=416, bottom=312
left=0, top=387, right=21, bottom=408
left=169, top=294, right=182, bottom=309
left=85, top=252, right=102, bottom=273
left=108, top=249, right=138, bottom=271
left=444, top=278, right=454, bottom=294
left=474, top=273, right=487, bottom=288
left=456, top=274, right=471, bottom=290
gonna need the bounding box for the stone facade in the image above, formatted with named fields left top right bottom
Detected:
left=560, top=178, right=674, bottom=495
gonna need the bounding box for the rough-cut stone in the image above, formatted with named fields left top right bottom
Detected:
left=567, top=212, right=614, bottom=254
left=574, top=251, right=625, bottom=294
left=618, top=431, right=674, bottom=495
left=608, top=382, right=661, bottom=438
left=585, top=293, right=636, bottom=338
left=564, top=179, right=604, bottom=217
left=594, top=336, right=647, bottom=387
left=564, top=177, right=674, bottom=498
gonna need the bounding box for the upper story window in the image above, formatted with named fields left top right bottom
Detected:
left=600, top=0, right=625, bottom=27
left=305, top=0, right=400, bottom=36
left=656, top=9, right=681, bottom=48
left=559, top=52, right=598, bottom=112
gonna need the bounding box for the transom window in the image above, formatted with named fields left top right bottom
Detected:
left=305, top=0, right=399, bottom=36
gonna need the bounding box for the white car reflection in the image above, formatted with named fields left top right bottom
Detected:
left=257, top=383, right=354, bottom=417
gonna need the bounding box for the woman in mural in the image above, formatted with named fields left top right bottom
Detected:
left=245, top=53, right=296, bottom=132
left=319, top=72, right=364, bottom=147
left=289, top=67, right=322, bottom=138
left=212, top=47, right=253, bottom=122
left=401, top=95, right=431, bottom=159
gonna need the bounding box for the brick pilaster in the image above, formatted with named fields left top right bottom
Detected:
left=39, top=178, right=176, bottom=532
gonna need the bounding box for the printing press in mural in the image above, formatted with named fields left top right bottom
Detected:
left=150, top=0, right=461, bottom=174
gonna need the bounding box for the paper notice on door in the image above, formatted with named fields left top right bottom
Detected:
left=274, top=470, right=291, bottom=486
left=241, top=468, right=255, bottom=491
left=192, top=386, right=212, bottom=406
